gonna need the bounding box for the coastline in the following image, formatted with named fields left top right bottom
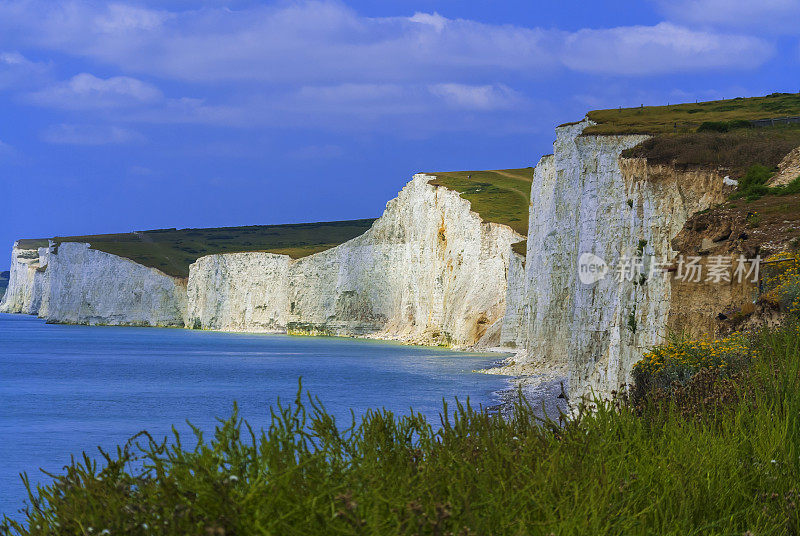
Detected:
left=477, top=348, right=570, bottom=418
left=2, top=309, right=565, bottom=414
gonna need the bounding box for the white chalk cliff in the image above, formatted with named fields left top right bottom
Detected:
left=0, top=245, right=50, bottom=316
left=2, top=174, right=523, bottom=348
left=188, top=173, right=525, bottom=347
left=504, top=120, right=729, bottom=398
left=0, top=242, right=187, bottom=326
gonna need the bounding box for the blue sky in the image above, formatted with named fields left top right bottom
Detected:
left=1, top=0, right=799, bottom=270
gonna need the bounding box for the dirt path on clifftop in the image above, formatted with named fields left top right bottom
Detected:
left=492, top=170, right=533, bottom=203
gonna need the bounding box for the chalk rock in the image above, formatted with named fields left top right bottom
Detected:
left=188, top=173, right=525, bottom=348
left=514, top=119, right=729, bottom=399
left=1, top=241, right=187, bottom=326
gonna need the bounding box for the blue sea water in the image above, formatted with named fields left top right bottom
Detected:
left=0, top=313, right=509, bottom=518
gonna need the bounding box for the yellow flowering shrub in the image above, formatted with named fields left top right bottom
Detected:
left=633, top=332, right=756, bottom=395
left=762, top=252, right=800, bottom=312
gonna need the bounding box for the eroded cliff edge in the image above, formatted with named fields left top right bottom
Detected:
left=188, top=173, right=525, bottom=348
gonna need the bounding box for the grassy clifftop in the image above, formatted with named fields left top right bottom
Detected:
left=579, top=93, right=800, bottom=180
left=583, top=92, right=800, bottom=135
left=18, top=219, right=377, bottom=278
left=426, top=168, right=533, bottom=237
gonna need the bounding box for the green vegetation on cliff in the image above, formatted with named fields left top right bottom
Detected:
left=5, top=316, right=800, bottom=535
left=620, top=125, right=800, bottom=178
left=583, top=93, right=800, bottom=183
left=426, top=168, right=533, bottom=236
left=18, top=220, right=377, bottom=278
left=584, top=92, right=800, bottom=135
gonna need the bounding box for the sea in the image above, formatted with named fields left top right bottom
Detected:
left=0, top=313, right=510, bottom=518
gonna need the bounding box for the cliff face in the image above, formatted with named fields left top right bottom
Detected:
left=515, top=120, right=730, bottom=398
left=1, top=242, right=187, bottom=326
left=187, top=252, right=290, bottom=332
left=188, top=174, right=525, bottom=347
left=498, top=250, right=527, bottom=349
left=0, top=244, right=50, bottom=315
left=666, top=190, right=800, bottom=339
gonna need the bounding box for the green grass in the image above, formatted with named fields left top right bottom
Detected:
left=731, top=166, right=800, bottom=201
left=426, top=168, right=533, bottom=236
left=591, top=93, right=800, bottom=192
left=5, top=321, right=799, bottom=535
left=584, top=92, right=800, bottom=135
left=17, top=220, right=377, bottom=278
left=511, top=240, right=527, bottom=257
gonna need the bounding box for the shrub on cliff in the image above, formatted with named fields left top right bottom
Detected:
left=696, top=119, right=752, bottom=133
left=731, top=163, right=776, bottom=200
left=730, top=167, right=800, bottom=201
left=619, top=125, right=800, bottom=179
left=763, top=252, right=800, bottom=313
left=630, top=332, right=756, bottom=406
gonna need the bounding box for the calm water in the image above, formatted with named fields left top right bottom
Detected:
left=0, top=313, right=508, bottom=517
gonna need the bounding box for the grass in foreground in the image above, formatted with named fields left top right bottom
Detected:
left=4, top=321, right=800, bottom=535
left=584, top=92, right=800, bottom=135
left=17, top=219, right=377, bottom=278
left=426, top=168, right=533, bottom=236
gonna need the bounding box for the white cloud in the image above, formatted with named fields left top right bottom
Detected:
left=41, top=123, right=146, bottom=145
left=0, top=0, right=779, bottom=95
left=1, top=51, right=31, bottom=67
left=0, top=51, right=49, bottom=90
left=429, top=84, right=523, bottom=110
left=0, top=1, right=774, bottom=85
left=112, top=82, right=540, bottom=135
left=93, top=4, right=171, bottom=33
left=0, top=2, right=780, bottom=138
left=562, top=22, right=773, bottom=75
left=655, top=0, right=800, bottom=33
left=408, top=12, right=447, bottom=32
left=28, top=73, right=162, bottom=110
left=128, top=165, right=154, bottom=175
left=0, top=1, right=558, bottom=83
